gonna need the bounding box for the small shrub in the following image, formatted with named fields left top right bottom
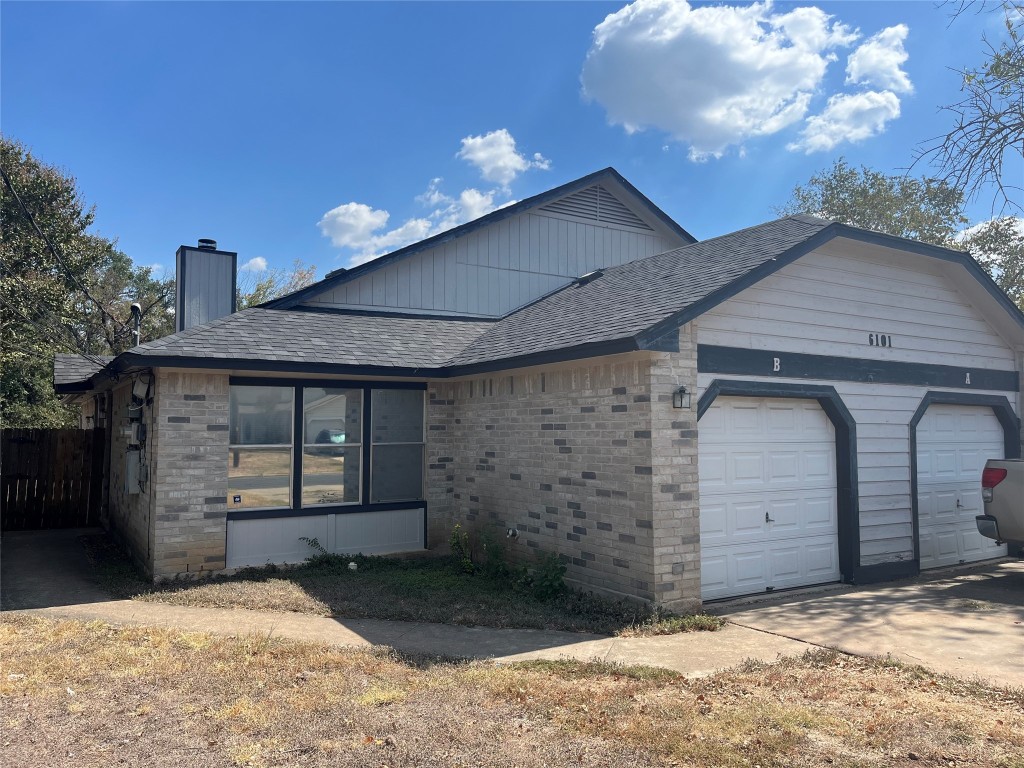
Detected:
left=449, top=524, right=474, bottom=574
left=513, top=551, right=567, bottom=601
left=479, top=529, right=508, bottom=579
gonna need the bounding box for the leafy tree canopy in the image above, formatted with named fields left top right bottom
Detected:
left=1, top=136, right=318, bottom=427
left=779, top=158, right=1024, bottom=309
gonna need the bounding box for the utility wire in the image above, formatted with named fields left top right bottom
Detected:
left=0, top=163, right=130, bottom=332
left=0, top=273, right=114, bottom=370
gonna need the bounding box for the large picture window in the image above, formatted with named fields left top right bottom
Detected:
left=229, top=386, right=294, bottom=510
left=227, top=381, right=425, bottom=513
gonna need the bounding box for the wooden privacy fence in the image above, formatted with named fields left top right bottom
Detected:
left=1, top=428, right=105, bottom=530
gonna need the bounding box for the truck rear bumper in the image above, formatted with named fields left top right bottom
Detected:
left=976, top=514, right=1002, bottom=542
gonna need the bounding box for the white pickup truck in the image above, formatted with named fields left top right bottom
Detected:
left=976, top=459, right=1024, bottom=552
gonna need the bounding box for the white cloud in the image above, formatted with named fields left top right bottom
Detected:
left=239, top=256, right=268, bottom=272
left=788, top=90, right=901, bottom=153
left=320, top=182, right=505, bottom=267
left=457, top=129, right=550, bottom=186
left=416, top=178, right=453, bottom=207
left=318, top=202, right=391, bottom=249
left=846, top=24, right=912, bottom=93
left=580, top=0, right=860, bottom=159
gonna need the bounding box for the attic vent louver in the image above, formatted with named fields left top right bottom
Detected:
left=539, top=184, right=654, bottom=232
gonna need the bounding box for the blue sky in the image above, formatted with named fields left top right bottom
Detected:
left=1, top=1, right=1009, bottom=280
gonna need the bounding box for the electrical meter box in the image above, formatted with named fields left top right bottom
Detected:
left=125, top=450, right=141, bottom=495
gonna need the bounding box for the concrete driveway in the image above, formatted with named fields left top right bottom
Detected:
left=711, top=559, right=1024, bottom=687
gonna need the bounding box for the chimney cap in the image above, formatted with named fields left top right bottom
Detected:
left=197, top=238, right=218, bottom=250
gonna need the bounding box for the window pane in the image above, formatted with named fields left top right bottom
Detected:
left=371, top=389, right=424, bottom=443
left=230, top=386, right=293, bottom=445
left=371, top=444, right=424, bottom=502
left=302, top=447, right=360, bottom=506
left=228, top=447, right=291, bottom=509
left=304, top=388, right=361, bottom=446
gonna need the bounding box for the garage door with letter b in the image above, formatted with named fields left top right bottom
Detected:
left=699, top=397, right=840, bottom=600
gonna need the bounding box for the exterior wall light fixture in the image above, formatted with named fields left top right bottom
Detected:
left=672, top=385, right=691, bottom=409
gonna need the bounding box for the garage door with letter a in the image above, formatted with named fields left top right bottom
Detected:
left=699, top=397, right=840, bottom=600
left=917, top=404, right=1006, bottom=570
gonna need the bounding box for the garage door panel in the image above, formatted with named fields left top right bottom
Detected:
left=733, top=501, right=768, bottom=538
left=917, top=403, right=1006, bottom=570
left=699, top=396, right=840, bottom=600
left=698, top=452, right=727, bottom=487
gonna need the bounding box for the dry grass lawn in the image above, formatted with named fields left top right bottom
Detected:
left=86, top=534, right=722, bottom=636
left=2, top=615, right=1022, bottom=768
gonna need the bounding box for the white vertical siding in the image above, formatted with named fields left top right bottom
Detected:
left=225, top=508, right=426, bottom=568
left=696, top=243, right=1019, bottom=567
left=303, top=208, right=678, bottom=318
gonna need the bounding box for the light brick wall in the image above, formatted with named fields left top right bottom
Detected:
left=151, top=370, right=230, bottom=579
left=649, top=323, right=701, bottom=611
left=107, top=379, right=156, bottom=574
left=427, top=333, right=701, bottom=606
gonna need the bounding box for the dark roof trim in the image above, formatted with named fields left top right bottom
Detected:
left=635, top=223, right=1024, bottom=350
left=62, top=336, right=643, bottom=390
left=262, top=167, right=695, bottom=311
left=287, top=305, right=499, bottom=323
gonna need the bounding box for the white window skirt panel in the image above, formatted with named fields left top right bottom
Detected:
left=226, top=508, right=425, bottom=569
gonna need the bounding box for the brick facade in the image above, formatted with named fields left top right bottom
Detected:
left=108, top=379, right=156, bottom=573
left=150, top=370, right=230, bottom=579
left=107, top=331, right=702, bottom=607
left=427, top=325, right=701, bottom=609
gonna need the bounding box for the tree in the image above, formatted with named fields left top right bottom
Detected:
left=1, top=137, right=175, bottom=426
left=235, top=259, right=317, bottom=310
left=779, top=158, right=1024, bottom=308
left=915, top=1, right=1024, bottom=214
left=778, top=159, right=969, bottom=246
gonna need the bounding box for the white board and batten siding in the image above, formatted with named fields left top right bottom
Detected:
left=301, top=184, right=681, bottom=318
left=226, top=508, right=425, bottom=569
left=696, top=238, right=1019, bottom=570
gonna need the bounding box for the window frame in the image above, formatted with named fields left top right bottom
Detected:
left=226, top=377, right=427, bottom=521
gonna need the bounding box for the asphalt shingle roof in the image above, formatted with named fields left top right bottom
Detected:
left=127, top=308, right=494, bottom=369
left=56, top=215, right=836, bottom=384
left=54, top=354, right=114, bottom=386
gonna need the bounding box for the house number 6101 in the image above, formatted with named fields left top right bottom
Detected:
left=868, top=333, right=893, bottom=347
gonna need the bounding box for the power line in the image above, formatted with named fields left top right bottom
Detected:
left=0, top=163, right=130, bottom=333
left=0, top=275, right=114, bottom=370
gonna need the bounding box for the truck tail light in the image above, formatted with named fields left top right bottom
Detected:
left=982, top=467, right=1007, bottom=503
left=982, top=468, right=1008, bottom=488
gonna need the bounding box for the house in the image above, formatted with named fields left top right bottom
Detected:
left=55, top=168, right=1024, bottom=609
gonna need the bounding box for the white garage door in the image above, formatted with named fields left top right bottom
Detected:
left=699, top=397, right=840, bottom=600
left=917, top=404, right=1006, bottom=570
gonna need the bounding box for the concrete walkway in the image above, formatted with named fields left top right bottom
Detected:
left=10, top=598, right=812, bottom=677
left=4, top=530, right=1020, bottom=683
left=0, top=529, right=810, bottom=677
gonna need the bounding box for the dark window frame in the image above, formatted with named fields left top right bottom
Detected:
left=227, top=377, right=427, bottom=521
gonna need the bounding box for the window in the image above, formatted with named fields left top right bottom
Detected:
left=302, top=387, right=362, bottom=506
left=371, top=388, right=425, bottom=502
left=227, top=381, right=425, bottom=512
left=229, top=386, right=294, bottom=510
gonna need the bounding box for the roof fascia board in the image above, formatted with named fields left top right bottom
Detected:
left=80, top=337, right=643, bottom=384
left=264, top=168, right=692, bottom=310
